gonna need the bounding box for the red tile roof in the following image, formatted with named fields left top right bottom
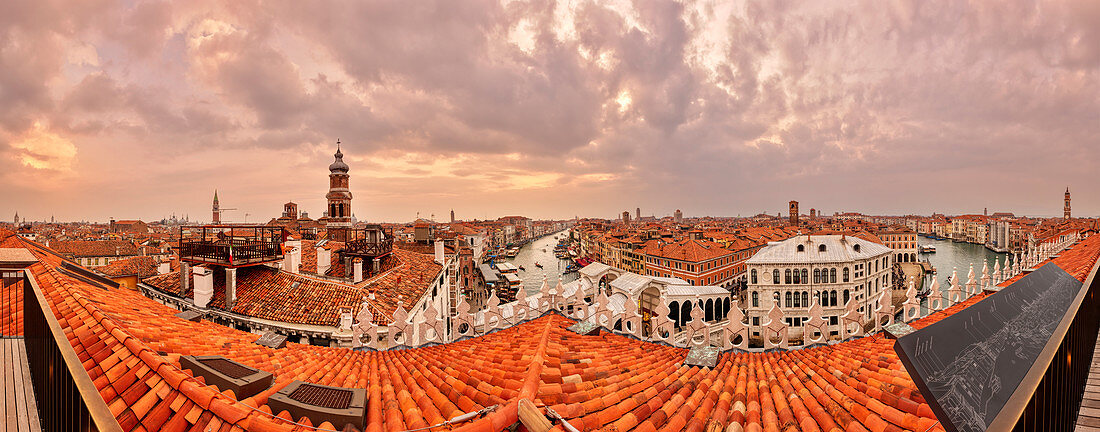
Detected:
left=97, top=256, right=164, bottom=279
left=3, top=226, right=1098, bottom=432
left=641, top=238, right=732, bottom=262
left=51, top=239, right=145, bottom=258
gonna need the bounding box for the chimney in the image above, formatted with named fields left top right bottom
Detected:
left=181, top=262, right=191, bottom=295
left=316, top=245, right=331, bottom=274
left=287, top=241, right=302, bottom=274
left=225, top=267, right=237, bottom=308
left=158, top=260, right=170, bottom=275
left=340, top=311, right=353, bottom=332
left=193, top=266, right=213, bottom=308
left=434, top=240, right=445, bottom=264
left=353, top=259, right=363, bottom=283
left=372, top=257, right=380, bottom=273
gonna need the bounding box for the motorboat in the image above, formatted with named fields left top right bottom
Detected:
left=535, top=262, right=543, bottom=268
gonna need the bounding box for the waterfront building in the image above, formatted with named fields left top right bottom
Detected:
left=641, top=238, right=738, bottom=287
left=745, top=234, right=893, bottom=340
left=879, top=226, right=918, bottom=262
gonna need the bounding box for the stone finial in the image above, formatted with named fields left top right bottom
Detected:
left=965, top=264, right=977, bottom=297
left=927, top=276, right=944, bottom=311
left=763, top=293, right=788, bottom=350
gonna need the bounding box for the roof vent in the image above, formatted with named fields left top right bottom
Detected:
left=566, top=320, right=600, bottom=336
left=883, top=322, right=916, bottom=339
left=180, top=355, right=273, bottom=399
left=268, top=381, right=366, bottom=431
left=175, top=310, right=203, bottom=322
left=255, top=331, right=288, bottom=349
left=683, top=345, right=719, bottom=368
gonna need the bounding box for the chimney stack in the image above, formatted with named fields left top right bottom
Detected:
left=353, top=259, right=363, bottom=283
left=317, top=245, right=331, bottom=274
left=434, top=240, right=445, bottom=264
left=193, top=266, right=213, bottom=308
left=157, top=260, right=170, bottom=275
left=286, top=240, right=301, bottom=274
left=225, top=268, right=237, bottom=308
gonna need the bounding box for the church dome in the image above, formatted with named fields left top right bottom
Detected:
left=329, top=144, right=349, bottom=173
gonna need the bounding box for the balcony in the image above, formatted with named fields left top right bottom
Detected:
left=179, top=225, right=285, bottom=268
left=330, top=225, right=393, bottom=259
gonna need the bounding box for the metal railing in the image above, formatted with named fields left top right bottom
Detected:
left=988, top=253, right=1100, bottom=431
left=22, top=271, right=122, bottom=432
left=179, top=225, right=285, bottom=267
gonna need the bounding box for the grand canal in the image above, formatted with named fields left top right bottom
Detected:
left=505, top=229, right=579, bottom=294
left=917, top=236, right=1007, bottom=303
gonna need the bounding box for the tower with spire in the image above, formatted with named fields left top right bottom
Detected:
left=325, top=140, right=353, bottom=232
left=212, top=190, right=221, bottom=224
left=13, top=211, right=18, bottom=226
left=1064, top=187, right=1071, bottom=219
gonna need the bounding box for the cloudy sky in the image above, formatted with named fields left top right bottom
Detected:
left=2, top=0, right=1098, bottom=223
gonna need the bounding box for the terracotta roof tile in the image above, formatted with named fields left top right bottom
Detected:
left=4, top=227, right=1098, bottom=432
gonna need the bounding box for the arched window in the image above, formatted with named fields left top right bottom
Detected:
left=793, top=292, right=800, bottom=308
left=853, top=244, right=861, bottom=253
left=785, top=269, right=792, bottom=284
left=773, top=269, right=780, bottom=285
left=751, top=269, right=758, bottom=284
left=814, top=268, right=821, bottom=284
left=819, top=244, right=827, bottom=252
left=785, top=292, right=792, bottom=308
left=752, top=291, right=759, bottom=308
left=830, top=268, right=837, bottom=283
left=797, top=244, right=805, bottom=252
left=801, top=269, right=808, bottom=284
left=724, top=298, right=731, bottom=317
left=669, top=301, right=680, bottom=327
left=705, top=299, right=714, bottom=321
left=681, top=302, right=692, bottom=327
left=830, top=290, right=837, bottom=306
left=843, top=267, right=850, bottom=282
left=802, top=291, right=809, bottom=307
left=791, top=269, right=798, bottom=284
left=843, top=290, right=850, bottom=304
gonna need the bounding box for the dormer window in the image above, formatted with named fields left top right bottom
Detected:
left=853, top=244, right=861, bottom=253
left=797, top=244, right=805, bottom=252
left=818, top=244, right=827, bottom=252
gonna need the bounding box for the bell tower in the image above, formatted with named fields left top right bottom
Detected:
left=212, top=190, right=221, bottom=224
left=1065, top=187, right=1071, bottom=219
left=326, top=140, right=353, bottom=231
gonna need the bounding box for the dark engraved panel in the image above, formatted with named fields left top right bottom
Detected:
left=893, top=262, right=1083, bottom=432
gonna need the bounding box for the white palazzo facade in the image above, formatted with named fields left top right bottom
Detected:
left=745, top=235, right=893, bottom=341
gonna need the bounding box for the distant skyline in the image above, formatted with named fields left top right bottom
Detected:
left=2, top=1, right=1098, bottom=222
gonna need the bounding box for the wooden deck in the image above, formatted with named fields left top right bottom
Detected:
left=1078, top=334, right=1100, bottom=431
left=1, top=338, right=41, bottom=432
